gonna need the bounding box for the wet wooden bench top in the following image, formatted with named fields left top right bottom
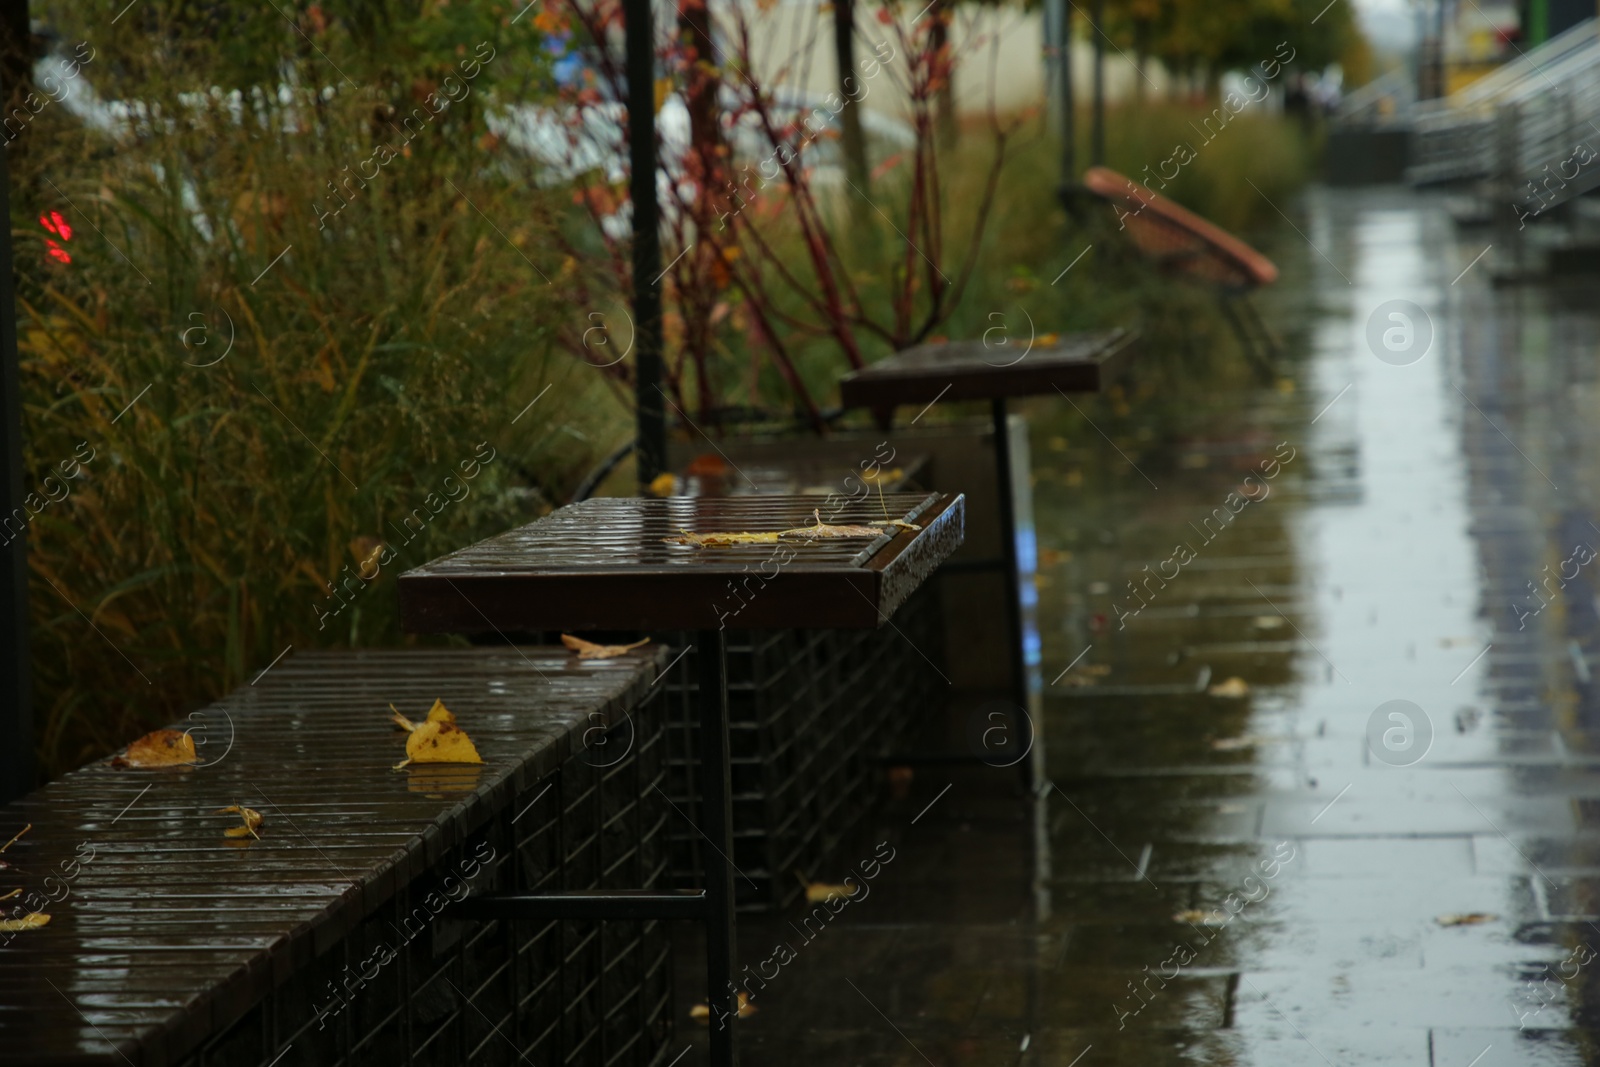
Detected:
left=836, top=328, right=1136, bottom=408
left=0, top=646, right=664, bottom=1066
left=397, top=492, right=965, bottom=633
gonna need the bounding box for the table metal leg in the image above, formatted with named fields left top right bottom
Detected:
left=991, top=399, right=1031, bottom=774
left=697, top=628, right=739, bottom=1066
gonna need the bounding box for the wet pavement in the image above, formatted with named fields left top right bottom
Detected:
left=672, top=186, right=1600, bottom=1065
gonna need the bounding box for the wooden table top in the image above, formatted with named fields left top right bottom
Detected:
left=837, top=328, right=1136, bottom=409
left=398, top=492, right=965, bottom=633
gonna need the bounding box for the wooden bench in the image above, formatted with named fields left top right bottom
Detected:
left=0, top=646, right=673, bottom=1067
left=1081, top=165, right=1280, bottom=376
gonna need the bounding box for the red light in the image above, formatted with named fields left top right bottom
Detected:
left=39, top=211, right=72, bottom=240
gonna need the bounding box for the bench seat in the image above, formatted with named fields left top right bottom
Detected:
left=0, top=646, right=673, bottom=1067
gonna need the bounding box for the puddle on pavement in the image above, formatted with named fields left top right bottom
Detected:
left=677, top=187, right=1600, bottom=1066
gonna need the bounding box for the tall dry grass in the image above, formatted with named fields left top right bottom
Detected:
left=14, top=25, right=620, bottom=777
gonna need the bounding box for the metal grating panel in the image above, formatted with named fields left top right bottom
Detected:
left=660, top=582, right=943, bottom=911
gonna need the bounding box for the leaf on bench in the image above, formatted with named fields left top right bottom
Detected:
left=389, top=699, right=456, bottom=732
left=782, top=509, right=881, bottom=540
left=664, top=529, right=781, bottom=547
left=394, top=719, right=483, bottom=770
left=561, top=635, right=651, bottom=660
left=215, top=805, right=263, bottom=840
left=111, top=728, right=199, bottom=768
left=0, top=912, right=50, bottom=932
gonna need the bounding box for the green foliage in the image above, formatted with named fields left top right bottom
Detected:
left=14, top=19, right=614, bottom=777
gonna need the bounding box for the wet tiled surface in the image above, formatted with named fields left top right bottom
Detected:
left=670, top=187, right=1600, bottom=1064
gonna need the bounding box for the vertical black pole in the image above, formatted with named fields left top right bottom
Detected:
left=1090, top=0, right=1105, bottom=166
left=990, top=400, right=1028, bottom=785
left=834, top=0, right=869, bottom=188
left=0, top=0, right=31, bottom=804
left=625, top=0, right=665, bottom=489
left=1058, top=1, right=1075, bottom=189
left=696, top=629, right=738, bottom=1066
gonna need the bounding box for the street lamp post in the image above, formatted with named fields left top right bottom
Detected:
left=0, top=0, right=31, bottom=805
left=625, top=0, right=665, bottom=489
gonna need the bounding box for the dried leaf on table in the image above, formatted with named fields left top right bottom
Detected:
left=110, top=728, right=199, bottom=768
left=665, top=529, right=781, bottom=547
left=1436, top=912, right=1496, bottom=927
left=394, top=720, right=483, bottom=770
left=561, top=635, right=651, bottom=660
left=0, top=912, right=50, bottom=932
left=782, top=510, right=881, bottom=540
left=869, top=519, right=922, bottom=532
left=215, top=805, right=264, bottom=840
left=1207, top=677, right=1251, bottom=698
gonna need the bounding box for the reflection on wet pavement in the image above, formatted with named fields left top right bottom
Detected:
left=675, top=188, right=1600, bottom=1065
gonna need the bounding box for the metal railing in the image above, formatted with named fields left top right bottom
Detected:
left=1407, top=18, right=1600, bottom=191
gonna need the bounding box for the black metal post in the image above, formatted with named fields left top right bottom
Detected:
left=625, top=0, right=666, bottom=489
left=1059, top=0, right=1075, bottom=185
left=697, top=628, right=738, bottom=1066
left=834, top=0, right=869, bottom=189
left=990, top=400, right=1028, bottom=755
left=1090, top=0, right=1105, bottom=166
left=0, top=0, right=32, bottom=804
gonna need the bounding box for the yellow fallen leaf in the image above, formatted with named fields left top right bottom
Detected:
left=1208, top=677, right=1251, bottom=698
left=802, top=881, right=858, bottom=904
left=561, top=634, right=652, bottom=660
left=390, top=699, right=455, bottom=732
left=0, top=912, right=50, bottom=932
left=666, top=529, right=782, bottom=547
left=215, top=805, right=263, bottom=840
left=1210, top=734, right=1281, bottom=751
left=690, top=991, right=756, bottom=1023
left=783, top=509, right=881, bottom=540
left=112, top=728, right=199, bottom=768
left=1173, top=909, right=1227, bottom=927
left=394, top=720, right=483, bottom=770
left=1437, top=912, right=1496, bottom=927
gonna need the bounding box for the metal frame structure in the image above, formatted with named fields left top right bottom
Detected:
left=399, top=493, right=966, bottom=1067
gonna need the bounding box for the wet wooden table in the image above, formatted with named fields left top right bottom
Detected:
left=838, top=330, right=1136, bottom=775
left=398, top=492, right=965, bottom=1067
